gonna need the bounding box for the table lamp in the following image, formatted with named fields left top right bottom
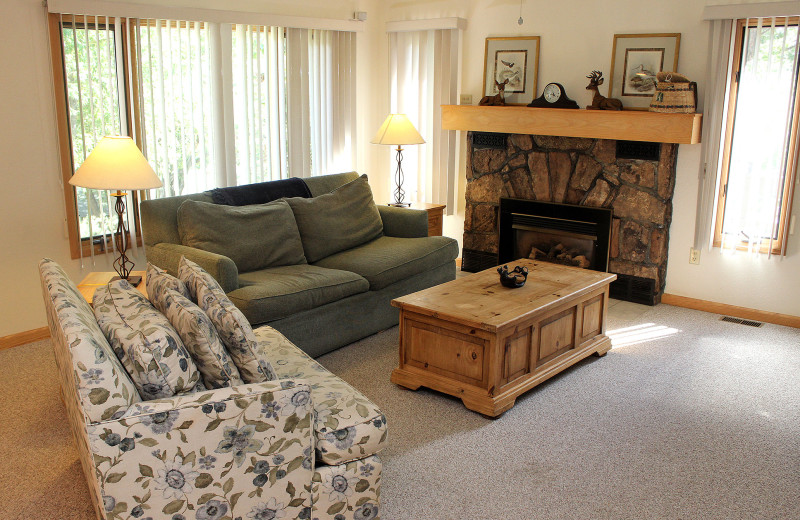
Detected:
left=371, top=114, right=425, bottom=207
left=69, top=136, right=162, bottom=286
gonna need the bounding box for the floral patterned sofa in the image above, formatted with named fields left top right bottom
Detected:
left=39, top=258, right=385, bottom=520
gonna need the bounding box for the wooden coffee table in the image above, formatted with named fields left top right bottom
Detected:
left=390, top=259, right=617, bottom=417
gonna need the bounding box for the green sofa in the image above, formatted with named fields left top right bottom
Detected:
left=140, top=172, right=459, bottom=357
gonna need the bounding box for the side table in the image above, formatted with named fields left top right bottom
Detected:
left=405, top=202, right=445, bottom=236
left=77, top=271, right=147, bottom=305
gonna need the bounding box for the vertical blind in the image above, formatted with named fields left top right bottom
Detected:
left=52, top=11, right=357, bottom=264
left=388, top=28, right=459, bottom=213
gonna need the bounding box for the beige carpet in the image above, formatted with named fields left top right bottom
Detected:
left=1, top=303, right=799, bottom=519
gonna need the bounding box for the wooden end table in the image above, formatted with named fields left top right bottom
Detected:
left=412, top=202, right=445, bottom=236
left=390, top=259, right=617, bottom=417
left=78, top=271, right=147, bottom=305
left=387, top=202, right=446, bottom=236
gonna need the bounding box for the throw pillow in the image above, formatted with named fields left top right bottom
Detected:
left=146, top=262, right=192, bottom=314
left=178, top=256, right=278, bottom=383
left=158, top=287, right=244, bottom=389
left=177, top=198, right=307, bottom=273
left=93, top=279, right=202, bottom=400
left=285, top=174, right=383, bottom=263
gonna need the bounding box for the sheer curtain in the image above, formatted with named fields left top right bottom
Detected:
left=388, top=24, right=460, bottom=213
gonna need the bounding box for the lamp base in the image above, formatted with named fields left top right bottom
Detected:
left=387, top=202, right=411, bottom=207
left=110, top=275, right=143, bottom=287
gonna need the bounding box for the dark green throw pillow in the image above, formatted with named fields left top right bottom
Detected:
left=286, top=174, right=384, bottom=263
left=177, top=199, right=307, bottom=273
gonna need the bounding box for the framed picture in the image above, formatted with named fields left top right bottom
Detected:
left=609, top=33, right=680, bottom=110
left=483, top=36, right=540, bottom=105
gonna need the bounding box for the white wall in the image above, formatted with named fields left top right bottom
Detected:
left=0, top=0, right=389, bottom=337
left=387, top=0, right=800, bottom=317
left=1, top=0, right=797, bottom=338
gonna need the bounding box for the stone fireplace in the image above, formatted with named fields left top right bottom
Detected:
left=462, top=132, right=678, bottom=304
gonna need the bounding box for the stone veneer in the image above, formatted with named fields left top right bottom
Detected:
left=463, top=132, right=678, bottom=301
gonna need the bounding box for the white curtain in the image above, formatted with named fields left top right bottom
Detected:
left=135, top=19, right=219, bottom=197
left=388, top=27, right=459, bottom=213
left=231, top=25, right=288, bottom=184
left=694, top=19, right=734, bottom=251
left=285, top=28, right=356, bottom=179
left=307, top=29, right=357, bottom=177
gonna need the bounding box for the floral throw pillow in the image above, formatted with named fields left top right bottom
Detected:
left=158, top=286, right=244, bottom=389
left=93, top=279, right=202, bottom=400
left=178, top=256, right=278, bottom=383
left=146, top=263, right=192, bottom=314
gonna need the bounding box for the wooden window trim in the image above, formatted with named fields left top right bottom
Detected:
left=713, top=17, right=800, bottom=255
left=49, top=13, right=145, bottom=259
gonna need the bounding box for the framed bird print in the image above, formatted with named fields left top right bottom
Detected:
left=608, top=33, right=680, bottom=110
left=483, top=36, right=540, bottom=105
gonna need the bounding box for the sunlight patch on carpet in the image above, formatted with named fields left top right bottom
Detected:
left=608, top=322, right=681, bottom=348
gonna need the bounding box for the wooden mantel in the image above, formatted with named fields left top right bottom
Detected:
left=441, top=105, right=702, bottom=144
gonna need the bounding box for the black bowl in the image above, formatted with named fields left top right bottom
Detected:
left=497, top=265, right=528, bottom=288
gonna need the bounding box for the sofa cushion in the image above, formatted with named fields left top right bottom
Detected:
left=39, top=259, right=141, bottom=422
left=93, top=279, right=203, bottom=400
left=286, top=174, right=383, bottom=263
left=314, top=235, right=459, bottom=291
left=177, top=198, right=307, bottom=273
left=254, top=326, right=387, bottom=464
left=157, top=286, right=245, bottom=389
left=146, top=262, right=192, bottom=313
left=178, top=256, right=278, bottom=383
left=228, top=265, right=370, bottom=324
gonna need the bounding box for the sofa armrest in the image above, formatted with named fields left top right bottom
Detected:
left=378, top=205, right=429, bottom=238
left=146, top=242, right=239, bottom=293
left=91, top=380, right=314, bottom=519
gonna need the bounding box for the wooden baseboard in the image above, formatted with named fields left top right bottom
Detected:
left=0, top=327, right=50, bottom=351
left=661, top=294, right=800, bottom=329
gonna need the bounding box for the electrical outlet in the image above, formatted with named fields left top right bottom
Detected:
left=689, top=248, right=700, bottom=265
left=459, top=94, right=473, bottom=105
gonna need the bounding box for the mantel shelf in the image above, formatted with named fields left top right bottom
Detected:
left=441, top=105, right=702, bottom=144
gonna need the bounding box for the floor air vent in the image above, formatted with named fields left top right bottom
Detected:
left=720, top=316, right=763, bottom=327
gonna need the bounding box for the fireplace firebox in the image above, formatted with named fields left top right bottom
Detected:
left=498, top=198, right=613, bottom=272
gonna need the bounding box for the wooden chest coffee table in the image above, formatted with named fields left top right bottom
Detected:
left=390, top=259, right=617, bottom=417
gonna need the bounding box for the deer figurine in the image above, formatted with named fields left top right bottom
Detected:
left=585, top=70, right=623, bottom=110
left=479, top=78, right=510, bottom=106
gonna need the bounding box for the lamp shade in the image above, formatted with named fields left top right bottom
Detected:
left=69, top=136, right=162, bottom=190
left=370, top=114, right=425, bottom=146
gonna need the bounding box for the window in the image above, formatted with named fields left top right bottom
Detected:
left=50, top=13, right=356, bottom=260
left=713, top=17, right=800, bottom=255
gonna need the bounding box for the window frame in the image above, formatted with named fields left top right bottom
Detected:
left=713, top=16, right=800, bottom=255
left=49, top=13, right=142, bottom=260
